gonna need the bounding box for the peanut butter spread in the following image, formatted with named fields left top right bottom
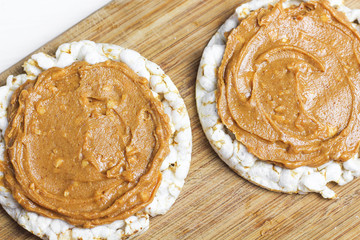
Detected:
left=2, top=60, right=171, bottom=227
left=217, top=0, right=360, bottom=169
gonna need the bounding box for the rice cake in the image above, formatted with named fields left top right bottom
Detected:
left=196, top=0, right=360, bottom=199
left=0, top=40, right=192, bottom=239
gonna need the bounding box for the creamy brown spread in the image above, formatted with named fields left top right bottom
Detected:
left=217, top=0, right=360, bottom=169
left=2, top=60, right=171, bottom=227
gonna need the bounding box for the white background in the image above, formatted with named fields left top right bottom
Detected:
left=0, top=0, right=111, bottom=73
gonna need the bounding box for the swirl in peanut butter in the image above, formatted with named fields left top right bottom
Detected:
left=2, top=61, right=171, bottom=227
left=217, top=0, right=360, bottom=168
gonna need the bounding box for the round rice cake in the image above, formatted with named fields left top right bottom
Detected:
left=0, top=40, right=192, bottom=239
left=196, top=0, right=360, bottom=199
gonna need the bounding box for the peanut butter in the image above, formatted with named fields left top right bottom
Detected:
left=217, top=0, right=360, bottom=168
left=2, top=60, right=171, bottom=227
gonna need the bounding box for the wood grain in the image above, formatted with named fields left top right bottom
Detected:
left=1, top=0, right=360, bottom=239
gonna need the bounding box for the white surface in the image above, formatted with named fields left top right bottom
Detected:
left=0, top=0, right=111, bottom=73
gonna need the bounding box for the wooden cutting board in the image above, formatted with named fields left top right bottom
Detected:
left=1, top=0, right=360, bottom=239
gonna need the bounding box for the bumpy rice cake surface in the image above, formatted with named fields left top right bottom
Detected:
left=0, top=40, right=192, bottom=239
left=196, top=0, right=360, bottom=199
